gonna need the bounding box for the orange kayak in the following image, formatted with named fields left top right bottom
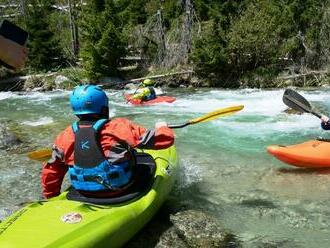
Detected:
left=124, top=94, right=176, bottom=105
left=267, top=140, right=330, bottom=168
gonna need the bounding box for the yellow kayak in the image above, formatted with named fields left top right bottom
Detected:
left=0, top=146, right=178, bottom=248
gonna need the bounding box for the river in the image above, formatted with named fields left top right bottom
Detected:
left=0, top=87, right=330, bottom=247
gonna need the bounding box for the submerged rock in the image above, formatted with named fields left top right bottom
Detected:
left=170, top=210, right=240, bottom=248
left=0, top=208, right=17, bottom=222
left=240, top=199, right=277, bottom=209
left=283, top=108, right=302, bottom=115
left=126, top=207, right=241, bottom=248
left=247, top=238, right=301, bottom=248
left=0, top=123, right=22, bottom=149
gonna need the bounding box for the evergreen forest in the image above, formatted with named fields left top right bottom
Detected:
left=1, top=0, right=330, bottom=87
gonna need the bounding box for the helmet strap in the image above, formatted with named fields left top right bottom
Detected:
left=100, top=106, right=109, bottom=118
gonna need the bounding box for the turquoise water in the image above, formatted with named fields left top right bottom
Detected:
left=1, top=88, right=330, bottom=246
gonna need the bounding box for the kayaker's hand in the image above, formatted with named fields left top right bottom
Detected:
left=321, top=115, right=329, bottom=124
left=0, top=35, right=28, bottom=70
left=155, top=122, right=167, bottom=129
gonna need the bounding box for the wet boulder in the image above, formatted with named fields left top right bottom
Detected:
left=54, top=75, right=70, bottom=87
left=0, top=123, right=22, bottom=149
left=126, top=208, right=240, bottom=248
left=169, top=210, right=240, bottom=248
left=283, top=108, right=302, bottom=115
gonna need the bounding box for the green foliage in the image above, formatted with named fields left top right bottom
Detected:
left=25, top=0, right=67, bottom=72
left=227, top=0, right=294, bottom=71
left=190, top=20, right=232, bottom=86
left=118, top=0, right=148, bottom=25
left=48, top=10, right=73, bottom=62
left=2, top=0, right=328, bottom=87
left=194, top=0, right=248, bottom=28
left=59, top=67, right=86, bottom=84
left=161, top=0, right=183, bottom=23
left=191, top=0, right=330, bottom=86
left=79, top=0, right=126, bottom=81
left=25, top=0, right=64, bottom=71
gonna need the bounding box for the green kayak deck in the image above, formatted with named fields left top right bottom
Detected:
left=0, top=146, right=178, bottom=248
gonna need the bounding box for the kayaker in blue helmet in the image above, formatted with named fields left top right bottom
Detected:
left=131, top=79, right=157, bottom=101
left=41, top=84, right=174, bottom=199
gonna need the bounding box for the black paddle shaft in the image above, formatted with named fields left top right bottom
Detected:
left=282, top=89, right=322, bottom=118
left=168, top=123, right=190, bottom=129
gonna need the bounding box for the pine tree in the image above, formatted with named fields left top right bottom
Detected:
left=80, top=0, right=126, bottom=81
left=25, top=0, right=66, bottom=72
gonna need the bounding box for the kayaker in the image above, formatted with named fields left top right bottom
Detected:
left=41, top=84, right=174, bottom=199
left=131, top=78, right=157, bottom=101
left=321, top=115, right=330, bottom=130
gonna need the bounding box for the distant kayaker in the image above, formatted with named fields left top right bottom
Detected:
left=41, top=84, right=174, bottom=199
left=131, top=79, right=157, bottom=101
left=321, top=115, right=330, bottom=130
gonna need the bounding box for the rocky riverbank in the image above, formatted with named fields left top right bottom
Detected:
left=2, top=66, right=330, bottom=92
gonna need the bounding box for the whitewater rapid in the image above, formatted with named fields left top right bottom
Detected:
left=1, top=87, right=330, bottom=247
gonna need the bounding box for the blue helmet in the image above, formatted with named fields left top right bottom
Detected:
left=70, top=85, right=109, bottom=115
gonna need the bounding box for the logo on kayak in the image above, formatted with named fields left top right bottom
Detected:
left=61, top=212, right=82, bottom=224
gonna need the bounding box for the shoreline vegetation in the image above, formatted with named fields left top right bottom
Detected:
left=1, top=66, right=329, bottom=92
left=1, top=1, right=330, bottom=91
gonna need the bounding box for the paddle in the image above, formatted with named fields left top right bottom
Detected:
left=126, top=82, right=142, bottom=103
left=282, top=89, right=321, bottom=118
left=283, top=89, right=330, bottom=143
left=27, top=105, right=244, bottom=161
left=132, top=82, right=142, bottom=95
left=168, top=105, right=244, bottom=128
left=27, top=149, right=53, bottom=162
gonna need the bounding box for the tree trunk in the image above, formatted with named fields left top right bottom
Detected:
left=68, top=0, right=79, bottom=60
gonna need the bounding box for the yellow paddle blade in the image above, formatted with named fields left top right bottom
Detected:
left=189, top=105, right=244, bottom=124
left=27, top=148, right=52, bottom=162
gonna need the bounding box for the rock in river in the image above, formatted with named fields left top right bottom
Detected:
left=0, top=123, right=21, bottom=149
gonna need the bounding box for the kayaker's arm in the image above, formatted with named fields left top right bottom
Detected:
left=136, top=127, right=174, bottom=150
left=41, top=161, right=68, bottom=198
left=41, top=135, right=71, bottom=199
left=131, top=88, right=151, bottom=100
left=131, top=91, right=145, bottom=100
left=122, top=120, right=174, bottom=150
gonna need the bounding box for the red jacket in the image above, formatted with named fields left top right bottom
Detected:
left=41, top=118, right=174, bottom=198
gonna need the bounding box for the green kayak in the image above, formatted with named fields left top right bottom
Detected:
left=0, top=146, right=178, bottom=248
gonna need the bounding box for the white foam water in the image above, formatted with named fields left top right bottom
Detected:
left=22, top=117, right=54, bottom=126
